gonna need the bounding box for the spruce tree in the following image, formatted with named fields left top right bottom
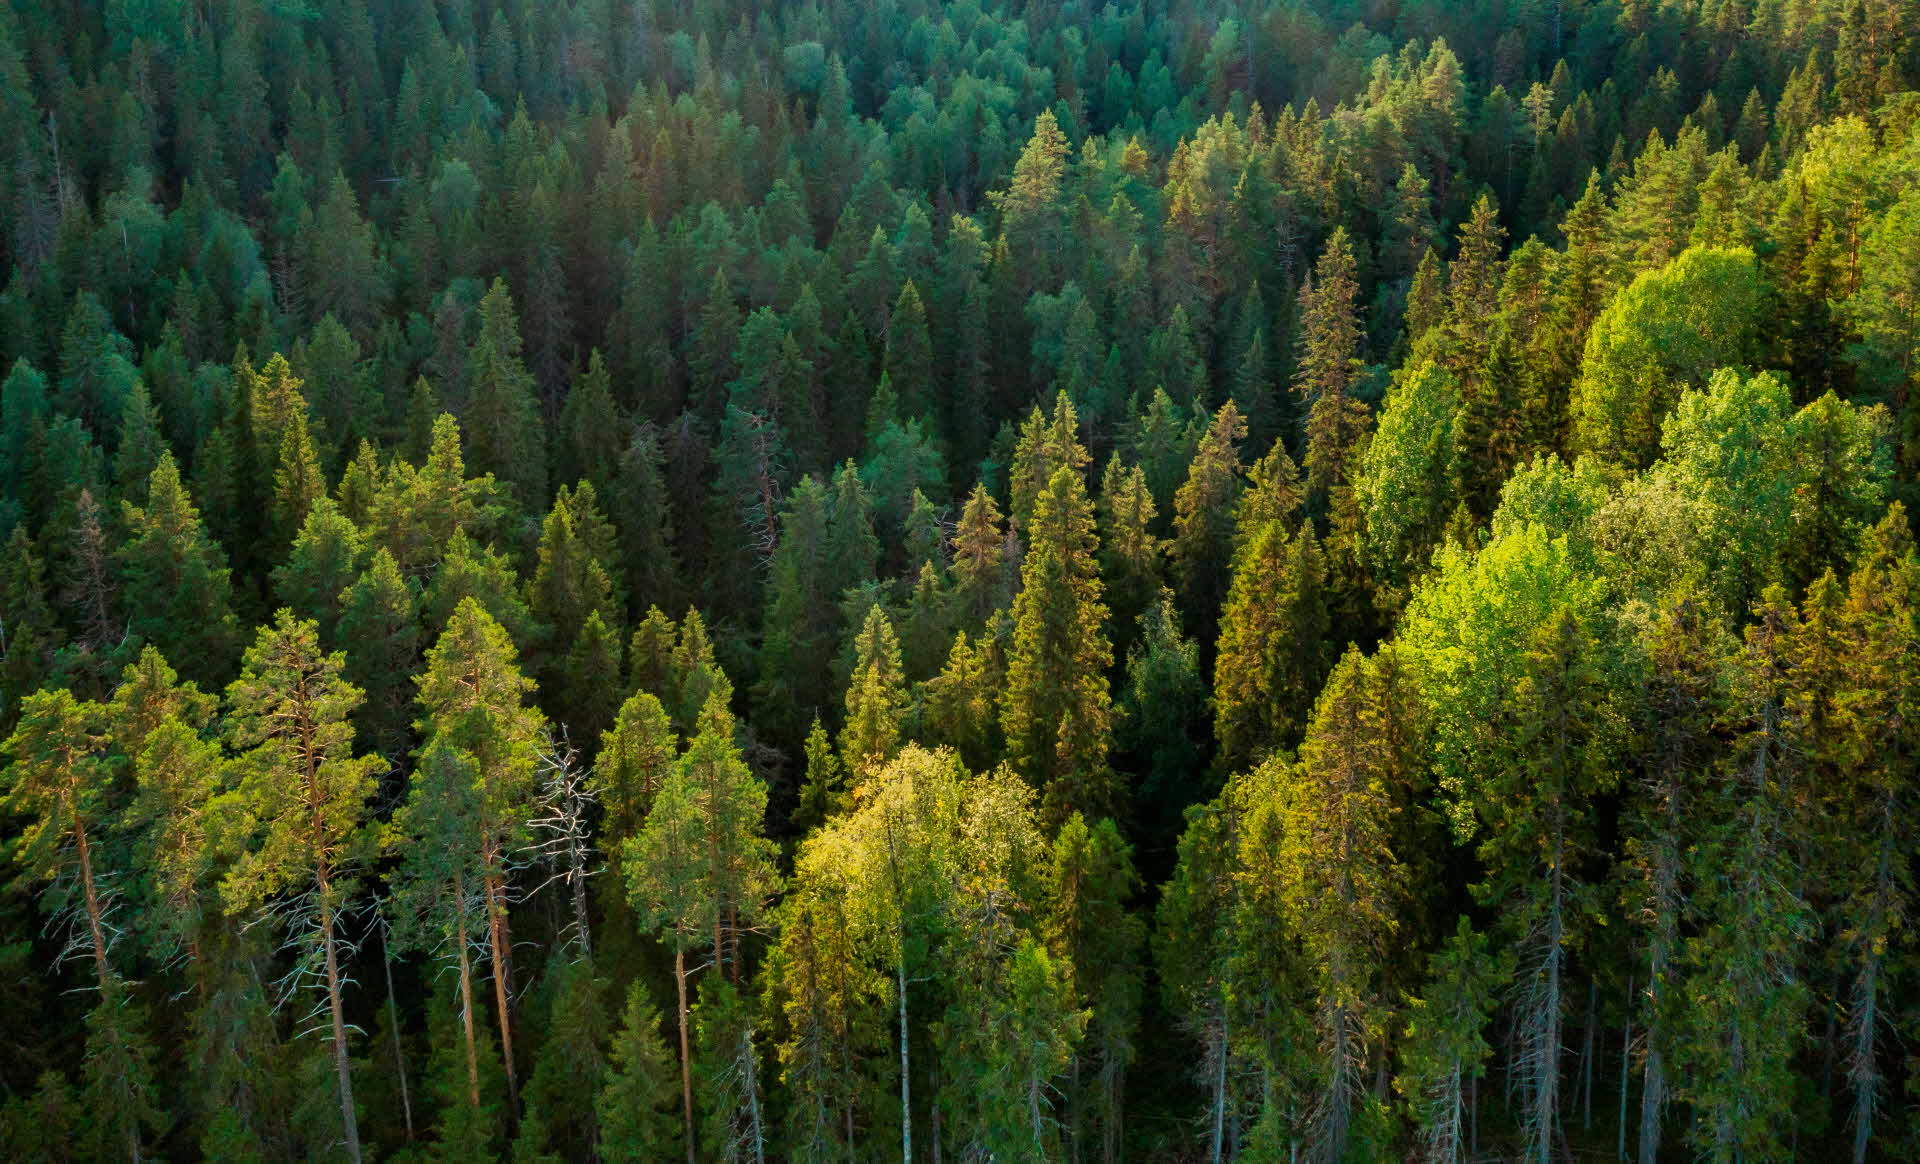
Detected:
left=464, top=279, right=548, bottom=508
left=117, top=453, right=240, bottom=685
left=1002, top=464, right=1114, bottom=822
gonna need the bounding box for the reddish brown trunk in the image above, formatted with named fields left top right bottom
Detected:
left=485, top=869, right=518, bottom=1113
left=72, top=815, right=110, bottom=990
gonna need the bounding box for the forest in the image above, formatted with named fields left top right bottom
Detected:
left=1, top=0, right=1918, bottom=1160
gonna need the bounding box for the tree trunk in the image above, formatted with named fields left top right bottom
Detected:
left=676, top=946, right=696, bottom=1164
left=484, top=870, right=518, bottom=1113
left=383, top=923, right=415, bottom=1141
left=1581, top=976, right=1597, bottom=1130
left=320, top=898, right=363, bottom=1163
left=455, top=873, right=481, bottom=1111
left=1209, top=1010, right=1227, bottom=1164
left=898, top=950, right=912, bottom=1164
left=74, top=816, right=110, bottom=989
left=1618, top=976, right=1632, bottom=1163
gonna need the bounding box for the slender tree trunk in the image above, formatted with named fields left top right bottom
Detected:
left=1581, top=976, right=1597, bottom=1129
left=742, top=1024, right=766, bottom=1164
left=74, top=816, right=110, bottom=989
left=484, top=868, right=518, bottom=1113
left=898, top=950, right=912, bottom=1164
left=1851, top=818, right=1894, bottom=1164
left=1209, top=1010, right=1227, bottom=1164
left=383, top=923, right=414, bottom=1141
left=569, top=854, right=592, bottom=960
left=454, top=872, right=481, bottom=1110
left=1618, top=976, right=1632, bottom=1162
left=676, top=946, right=696, bottom=1164
left=319, top=896, right=363, bottom=1163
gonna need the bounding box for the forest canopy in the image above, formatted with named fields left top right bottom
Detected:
left=2, top=0, right=1920, bottom=1161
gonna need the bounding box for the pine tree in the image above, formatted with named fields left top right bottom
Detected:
left=626, top=693, right=777, bottom=1164
left=1002, top=464, right=1114, bottom=822
left=221, top=611, right=382, bottom=1164
left=592, top=690, right=676, bottom=882
left=2, top=689, right=118, bottom=986
left=411, top=598, right=545, bottom=1114
left=108, top=647, right=220, bottom=970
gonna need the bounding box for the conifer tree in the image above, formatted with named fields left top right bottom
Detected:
left=1394, top=921, right=1504, bottom=1164
left=1213, top=519, right=1328, bottom=771
left=558, top=349, right=623, bottom=494
left=949, top=483, right=1010, bottom=626
left=221, top=611, right=382, bottom=1164
left=626, top=693, right=776, bottom=1163
left=79, top=978, right=167, bottom=1162
left=464, top=279, right=548, bottom=507
left=884, top=281, right=935, bottom=425
left=1002, top=464, right=1114, bottom=821
left=1280, top=647, right=1411, bottom=1162
left=597, top=983, right=682, bottom=1161
left=0, top=525, right=59, bottom=713
left=271, top=496, right=363, bottom=645
left=2, top=689, right=117, bottom=986
left=594, top=691, right=676, bottom=881
left=1295, top=228, right=1369, bottom=511
left=1046, top=813, right=1144, bottom=1164
left=335, top=548, right=419, bottom=758
left=107, top=647, right=219, bottom=970
left=117, top=453, right=240, bottom=685
left=270, top=409, right=325, bottom=555
left=1171, top=400, right=1247, bottom=634
left=1097, top=455, right=1164, bottom=661
left=411, top=598, right=545, bottom=1114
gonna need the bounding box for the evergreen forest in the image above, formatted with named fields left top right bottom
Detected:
left=4, top=0, right=1920, bottom=1160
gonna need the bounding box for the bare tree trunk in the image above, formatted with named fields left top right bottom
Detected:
left=320, top=897, right=363, bottom=1163
left=1618, top=976, right=1631, bottom=1162
left=382, top=922, right=414, bottom=1141
left=675, top=946, right=695, bottom=1164
left=75, top=817, right=110, bottom=989
left=454, top=871, right=481, bottom=1110
left=898, top=951, right=912, bottom=1163
left=1581, top=976, right=1597, bottom=1130
left=1850, top=819, right=1894, bottom=1164
left=1209, top=1011, right=1228, bottom=1164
